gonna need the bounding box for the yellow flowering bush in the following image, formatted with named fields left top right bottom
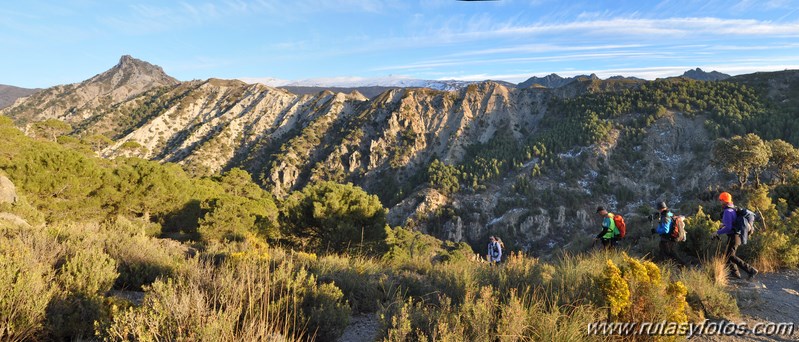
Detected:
left=600, top=259, right=630, bottom=318
left=666, top=281, right=689, bottom=323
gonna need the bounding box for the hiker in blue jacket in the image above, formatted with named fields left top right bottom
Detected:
left=713, top=192, right=758, bottom=280
left=650, top=202, right=687, bottom=266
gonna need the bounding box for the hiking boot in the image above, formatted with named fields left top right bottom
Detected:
left=748, top=269, right=759, bottom=280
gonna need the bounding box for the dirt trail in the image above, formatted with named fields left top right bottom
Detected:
left=696, top=270, right=799, bottom=341
left=337, top=313, right=381, bottom=342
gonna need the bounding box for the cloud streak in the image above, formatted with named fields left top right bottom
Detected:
left=374, top=51, right=672, bottom=72
left=432, top=17, right=799, bottom=42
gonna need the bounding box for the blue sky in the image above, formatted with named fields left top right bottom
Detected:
left=2, top=0, right=799, bottom=88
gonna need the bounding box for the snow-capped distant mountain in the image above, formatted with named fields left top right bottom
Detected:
left=237, top=77, right=289, bottom=87
left=240, top=76, right=488, bottom=91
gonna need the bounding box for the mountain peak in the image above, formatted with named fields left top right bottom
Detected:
left=87, top=55, right=178, bottom=87
left=518, top=73, right=604, bottom=89
left=518, top=74, right=571, bottom=88
left=117, top=55, right=148, bottom=70
left=681, top=68, right=731, bottom=81
left=2, top=56, right=180, bottom=123
left=119, top=54, right=135, bottom=64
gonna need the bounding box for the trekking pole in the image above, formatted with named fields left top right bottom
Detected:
left=756, top=209, right=768, bottom=232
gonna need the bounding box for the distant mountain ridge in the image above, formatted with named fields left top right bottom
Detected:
left=244, top=76, right=516, bottom=92
left=517, top=73, right=592, bottom=89
left=0, top=85, right=38, bottom=109
left=268, top=68, right=729, bottom=90
left=680, top=68, right=731, bottom=81
left=279, top=85, right=396, bottom=99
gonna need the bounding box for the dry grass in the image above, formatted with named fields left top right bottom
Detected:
left=753, top=253, right=779, bottom=273
left=103, top=257, right=317, bottom=342
left=707, top=254, right=729, bottom=288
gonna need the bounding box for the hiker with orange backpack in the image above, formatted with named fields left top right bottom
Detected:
left=595, top=206, right=621, bottom=249
left=650, top=202, right=688, bottom=266
left=712, top=192, right=758, bottom=280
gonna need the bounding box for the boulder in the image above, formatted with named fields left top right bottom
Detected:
left=0, top=174, right=17, bottom=204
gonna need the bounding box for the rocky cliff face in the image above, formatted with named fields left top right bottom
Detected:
left=73, top=77, right=550, bottom=200
left=382, top=107, right=718, bottom=255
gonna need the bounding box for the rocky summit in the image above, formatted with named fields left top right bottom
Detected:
left=2, top=55, right=178, bottom=124
left=680, top=67, right=731, bottom=81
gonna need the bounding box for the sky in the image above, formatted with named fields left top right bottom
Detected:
left=2, top=0, right=799, bottom=88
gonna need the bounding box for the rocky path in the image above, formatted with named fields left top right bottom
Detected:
left=697, top=270, right=799, bottom=341
left=337, top=314, right=381, bottom=342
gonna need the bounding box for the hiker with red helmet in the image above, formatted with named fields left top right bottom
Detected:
left=713, top=192, right=759, bottom=280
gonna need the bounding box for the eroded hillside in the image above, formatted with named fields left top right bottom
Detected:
left=4, top=56, right=797, bottom=255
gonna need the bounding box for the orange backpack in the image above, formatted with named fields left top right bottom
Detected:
left=613, top=214, right=626, bottom=238
left=672, top=216, right=687, bottom=242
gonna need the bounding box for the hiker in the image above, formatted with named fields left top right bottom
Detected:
left=650, top=202, right=688, bottom=266
left=595, top=206, right=618, bottom=249
left=488, top=236, right=502, bottom=264
left=713, top=192, right=758, bottom=280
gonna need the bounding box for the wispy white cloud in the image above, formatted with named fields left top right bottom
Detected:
left=731, top=0, right=798, bottom=12
left=316, top=15, right=799, bottom=63
left=257, top=0, right=404, bottom=15
left=449, top=43, right=650, bottom=57
left=179, top=2, right=220, bottom=22
left=161, top=56, right=236, bottom=74
left=375, top=51, right=674, bottom=72
left=457, top=17, right=799, bottom=40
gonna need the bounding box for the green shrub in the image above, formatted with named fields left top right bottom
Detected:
left=427, top=159, right=460, bottom=194
left=45, top=294, right=110, bottom=341
left=680, top=206, right=720, bottom=260
left=0, top=227, right=56, bottom=342
left=103, top=230, right=185, bottom=290
left=58, top=246, right=118, bottom=296
left=310, top=254, right=384, bottom=313
left=382, top=227, right=474, bottom=266
left=280, top=181, right=388, bottom=254
left=303, top=282, right=351, bottom=341
left=0, top=193, right=45, bottom=226
left=45, top=246, right=119, bottom=340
